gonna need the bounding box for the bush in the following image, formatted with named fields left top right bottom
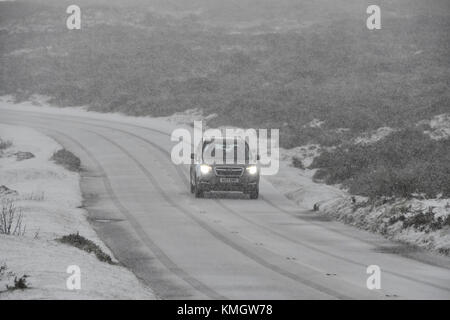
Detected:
left=0, top=200, right=26, bottom=236
left=402, top=209, right=449, bottom=232
left=57, top=233, right=115, bottom=264
left=51, top=149, right=81, bottom=172
left=0, top=263, right=29, bottom=292
left=292, top=156, right=305, bottom=170
left=7, top=275, right=30, bottom=291
left=0, top=139, right=12, bottom=151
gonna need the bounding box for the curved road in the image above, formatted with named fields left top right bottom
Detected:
left=1, top=106, right=449, bottom=299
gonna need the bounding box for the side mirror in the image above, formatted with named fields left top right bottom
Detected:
left=191, top=153, right=195, bottom=160
left=256, top=155, right=260, bottom=161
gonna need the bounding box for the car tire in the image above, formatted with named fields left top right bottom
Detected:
left=190, top=172, right=195, bottom=194
left=194, top=177, right=204, bottom=198
left=249, top=186, right=259, bottom=199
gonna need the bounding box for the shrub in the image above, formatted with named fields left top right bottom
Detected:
left=7, top=275, right=30, bottom=291
left=0, top=263, right=29, bottom=292
left=403, top=211, right=435, bottom=231
left=0, top=139, right=12, bottom=151
left=0, top=200, right=26, bottom=236
left=57, top=233, right=115, bottom=264
left=14, top=151, right=34, bottom=161
left=51, top=149, right=81, bottom=172
left=292, top=156, right=305, bottom=169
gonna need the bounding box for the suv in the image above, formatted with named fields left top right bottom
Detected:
left=190, top=137, right=260, bottom=199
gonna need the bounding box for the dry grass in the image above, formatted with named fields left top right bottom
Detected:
left=0, top=199, right=26, bottom=236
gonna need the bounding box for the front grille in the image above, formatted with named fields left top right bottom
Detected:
left=214, top=167, right=244, bottom=177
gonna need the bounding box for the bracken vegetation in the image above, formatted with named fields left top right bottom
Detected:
left=57, top=233, right=115, bottom=264
left=311, top=128, right=450, bottom=198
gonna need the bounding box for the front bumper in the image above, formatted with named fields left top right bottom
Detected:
left=197, top=174, right=259, bottom=192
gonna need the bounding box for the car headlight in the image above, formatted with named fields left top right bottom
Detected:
left=200, top=164, right=212, bottom=174
left=246, top=165, right=258, bottom=175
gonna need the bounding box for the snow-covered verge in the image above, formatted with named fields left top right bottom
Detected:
left=266, top=147, right=450, bottom=255
left=319, top=196, right=450, bottom=255
left=0, top=124, right=155, bottom=299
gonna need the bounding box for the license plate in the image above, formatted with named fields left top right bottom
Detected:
left=220, top=178, right=239, bottom=183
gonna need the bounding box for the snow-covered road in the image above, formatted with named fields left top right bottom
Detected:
left=1, top=104, right=449, bottom=300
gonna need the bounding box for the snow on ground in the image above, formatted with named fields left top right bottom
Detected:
left=279, top=144, right=321, bottom=168
left=0, top=123, right=155, bottom=299
left=265, top=160, right=346, bottom=211
left=1, top=95, right=449, bottom=255
left=354, top=127, right=395, bottom=145
left=419, top=113, right=450, bottom=140
left=0, top=95, right=177, bottom=137
left=266, top=163, right=450, bottom=254
left=157, top=108, right=217, bottom=126
left=304, top=118, right=325, bottom=129
left=266, top=151, right=450, bottom=255
left=319, top=196, right=450, bottom=254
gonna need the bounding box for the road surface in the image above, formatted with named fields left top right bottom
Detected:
left=1, top=106, right=449, bottom=299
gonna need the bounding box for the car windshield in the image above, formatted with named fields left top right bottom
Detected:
left=202, top=138, right=252, bottom=164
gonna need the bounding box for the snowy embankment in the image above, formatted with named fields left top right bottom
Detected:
left=268, top=141, right=450, bottom=256
left=266, top=157, right=450, bottom=255
left=0, top=123, right=155, bottom=299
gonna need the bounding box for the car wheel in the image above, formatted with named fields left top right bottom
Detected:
left=190, top=172, right=195, bottom=194
left=194, top=177, right=204, bottom=198
left=249, top=186, right=259, bottom=199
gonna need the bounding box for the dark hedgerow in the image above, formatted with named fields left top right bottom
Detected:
left=310, top=128, right=450, bottom=199
left=51, top=149, right=81, bottom=172
left=57, top=233, right=115, bottom=264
